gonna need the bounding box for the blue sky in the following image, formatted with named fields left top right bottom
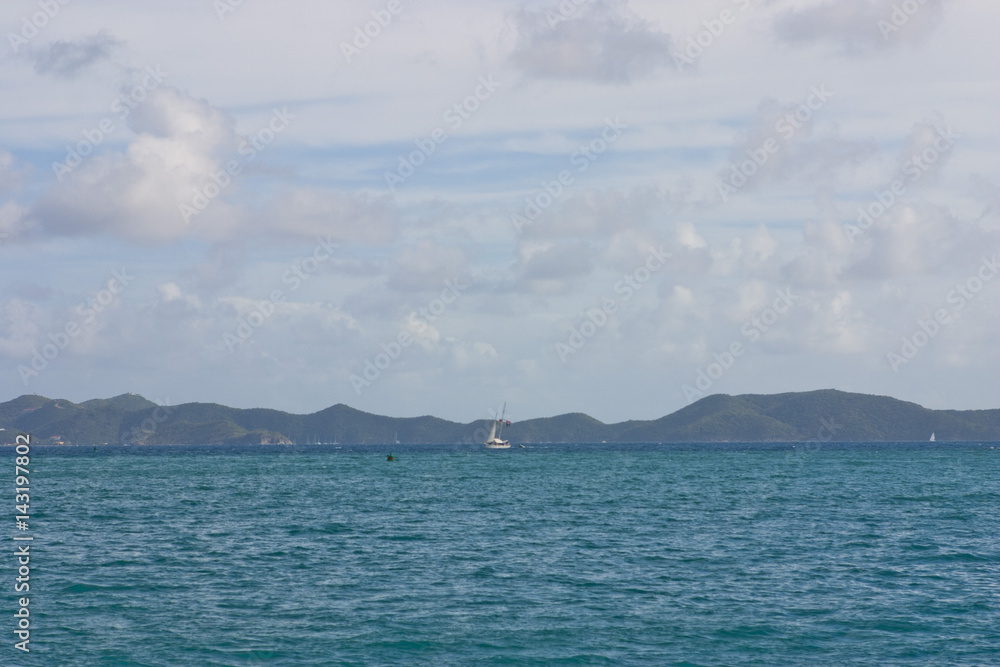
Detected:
left=1, top=0, right=998, bottom=422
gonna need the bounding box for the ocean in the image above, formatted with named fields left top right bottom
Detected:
left=11, top=442, right=1000, bottom=665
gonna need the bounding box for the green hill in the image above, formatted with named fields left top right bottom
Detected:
left=1, top=393, right=157, bottom=444
left=1, top=389, right=997, bottom=446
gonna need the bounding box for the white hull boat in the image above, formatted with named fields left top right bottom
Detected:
left=484, top=403, right=512, bottom=449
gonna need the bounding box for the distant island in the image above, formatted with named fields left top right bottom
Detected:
left=1, top=389, right=998, bottom=446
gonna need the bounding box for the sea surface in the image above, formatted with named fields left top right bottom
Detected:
left=10, top=442, right=1000, bottom=666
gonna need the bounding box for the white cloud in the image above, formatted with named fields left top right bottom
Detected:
left=676, top=222, right=706, bottom=250
left=450, top=339, right=498, bottom=369
left=404, top=315, right=441, bottom=350
left=853, top=203, right=998, bottom=280
left=29, top=86, right=399, bottom=245
left=34, top=87, right=240, bottom=241
left=801, top=290, right=874, bottom=354
left=157, top=282, right=183, bottom=303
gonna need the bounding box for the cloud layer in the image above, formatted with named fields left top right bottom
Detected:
left=0, top=0, right=996, bottom=422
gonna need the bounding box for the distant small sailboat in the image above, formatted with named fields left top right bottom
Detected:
left=930, top=432, right=936, bottom=442
left=394, top=431, right=400, bottom=445
left=484, top=403, right=512, bottom=449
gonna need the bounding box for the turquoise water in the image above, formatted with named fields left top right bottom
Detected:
left=13, top=443, right=1000, bottom=665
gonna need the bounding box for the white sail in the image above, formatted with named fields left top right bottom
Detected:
left=484, top=403, right=511, bottom=448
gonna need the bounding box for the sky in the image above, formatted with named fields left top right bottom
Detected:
left=0, top=0, right=997, bottom=423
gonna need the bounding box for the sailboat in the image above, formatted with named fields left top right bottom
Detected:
left=484, top=403, right=512, bottom=449
left=930, top=432, right=936, bottom=442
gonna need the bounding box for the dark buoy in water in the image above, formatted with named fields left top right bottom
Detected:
left=387, top=453, right=394, bottom=461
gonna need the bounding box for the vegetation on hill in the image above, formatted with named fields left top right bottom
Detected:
left=0, top=389, right=997, bottom=446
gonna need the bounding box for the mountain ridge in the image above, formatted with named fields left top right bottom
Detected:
left=1, top=389, right=998, bottom=445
